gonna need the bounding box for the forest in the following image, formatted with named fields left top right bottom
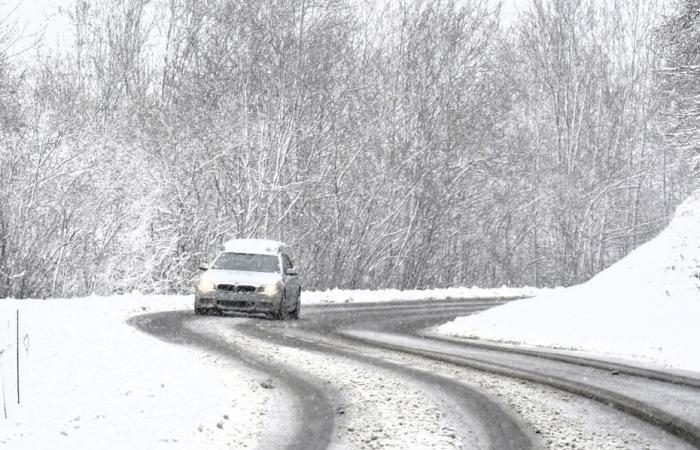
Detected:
left=0, top=0, right=698, bottom=298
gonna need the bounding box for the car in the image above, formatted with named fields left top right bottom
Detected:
left=194, top=239, right=301, bottom=319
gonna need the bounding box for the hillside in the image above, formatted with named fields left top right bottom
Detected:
left=437, top=189, right=700, bottom=372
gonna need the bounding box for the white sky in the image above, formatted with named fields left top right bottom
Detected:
left=2, top=0, right=527, bottom=53
left=1, top=0, right=71, bottom=57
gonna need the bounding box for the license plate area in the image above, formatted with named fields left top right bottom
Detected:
left=218, top=300, right=254, bottom=308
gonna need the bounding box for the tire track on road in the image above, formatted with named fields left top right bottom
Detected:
left=309, top=301, right=700, bottom=449
left=128, top=311, right=337, bottom=450
left=238, top=318, right=543, bottom=450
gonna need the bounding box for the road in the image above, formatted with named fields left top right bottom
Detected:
left=130, top=298, right=700, bottom=450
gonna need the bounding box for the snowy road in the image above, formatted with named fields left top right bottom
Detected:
left=132, top=299, right=700, bottom=450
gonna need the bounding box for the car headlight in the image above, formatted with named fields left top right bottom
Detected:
left=262, top=283, right=280, bottom=297
left=196, top=278, right=216, bottom=294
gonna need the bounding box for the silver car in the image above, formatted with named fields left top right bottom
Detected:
left=194, top=239, right=301, bottom=319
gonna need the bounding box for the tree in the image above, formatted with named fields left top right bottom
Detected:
left=658, top=0, right=700, bottom=191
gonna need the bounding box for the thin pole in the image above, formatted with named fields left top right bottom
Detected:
left=2, top=320, right=8, bottom=418
left=1, top=357, right=7, bottom=418
left=16, top=309, right=19, bottom=405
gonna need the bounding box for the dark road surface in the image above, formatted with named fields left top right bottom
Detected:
left=130, top=298, right=700, bottom=450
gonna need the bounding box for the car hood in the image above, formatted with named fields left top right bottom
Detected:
left=201, top=269, right=281, bottom=287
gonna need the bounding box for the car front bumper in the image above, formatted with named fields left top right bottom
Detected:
left=195, top=291, right=281, bottom=314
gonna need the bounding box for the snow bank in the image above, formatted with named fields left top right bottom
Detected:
left=437, top=190, right=700, bottom=372
left=301, top=286, right=544, bottom=304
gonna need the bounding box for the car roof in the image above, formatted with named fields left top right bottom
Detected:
left=221, top=238, right=286, bottom=255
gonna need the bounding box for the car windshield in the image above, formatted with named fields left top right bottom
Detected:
left=212, top=253, right=280, bottom=273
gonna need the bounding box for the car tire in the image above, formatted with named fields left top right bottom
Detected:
left=291, top=295, right=300, bottom=319
left=292, top=288, right=301, bottom=319
left=194, top=307, right=204, bottom=315
left=273, top=296, right=287, bottom=321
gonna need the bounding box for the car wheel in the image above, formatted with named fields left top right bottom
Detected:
left=291, top=288, right=301, bottom=319
left=291, top=298, right=300, bottom=319
left=194, top=307, right=204, bottom=315
left=274, top=296, right=287, bottom=320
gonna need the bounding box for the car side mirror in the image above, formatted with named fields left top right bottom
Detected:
left=198, top=263, right=211, bottom=271
left=285, top=268, right=298, bottom=276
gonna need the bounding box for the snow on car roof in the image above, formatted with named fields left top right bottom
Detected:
left=222, top=238, right=286, bottom=255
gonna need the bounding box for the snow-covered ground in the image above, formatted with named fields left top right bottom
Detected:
left=0, top=286, right=539, bottom=448
left=0, top=295, right=292, bottom=449
left=437, top=189, right=700, bottom=373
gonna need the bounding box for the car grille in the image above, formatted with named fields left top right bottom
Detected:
left=217, top=284, right=257, bottom=293
left=218, top=300, right=254, bottom=308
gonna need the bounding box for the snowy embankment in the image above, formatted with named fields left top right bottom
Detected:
left=300, top=285, right=543, bottom=304
left=0, top=286, right=541, bottom=448
left=437, top=190, right=700, bottom=373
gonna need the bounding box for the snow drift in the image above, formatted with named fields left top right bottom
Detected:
left=437, top=190, right=700, bottom=372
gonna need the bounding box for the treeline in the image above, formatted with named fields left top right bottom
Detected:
left=0, top=0, right=697, bottom=298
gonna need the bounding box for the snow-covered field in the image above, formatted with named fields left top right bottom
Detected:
left=438, top=189, right=700, bottom=373
left=0, top=286, right=538, bottom=448
left=0, top=295, right=293, bottom=449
